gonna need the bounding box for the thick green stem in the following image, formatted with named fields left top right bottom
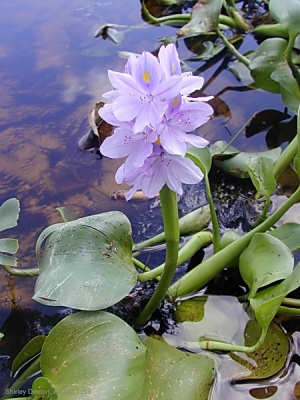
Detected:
left=138, top=232, right=212, bottom=281
left=216, top=26, right=250, bottom=67
left=204, top=175, right=220, bottom=253
left=168, top=185, right=300, bottom=298
left=278, top=306, right=300, bottom=316
left=273, top=135, right=298, bottom=181
left=142, top=2, right=240, bottom=30
left=135, top=186, right=179, bottom=327
left=199, top=327, right=267, bottom=353
left=287, top=32, right=300, bottom=88
left=133, top=205, right=210, bottom=251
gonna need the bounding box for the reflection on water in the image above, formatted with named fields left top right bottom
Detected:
left=0, top=0, right=175, bottom=308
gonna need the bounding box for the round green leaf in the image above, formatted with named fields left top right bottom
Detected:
left=269, top=223, right=300, bottom=251
left=31, top=377, right=58, bottom=400
left=270, top=0, right=300, bottom=37
left=240, top=233, right=294, bottom=297
left=249, top=38, right=287, bottom=93
left=141, top=337, right=214, bottom=400
left=40, top=311, right=146, bottom=400
left=33, top=212, right=137, bottom=310
left=271, top=64, right=300, bottom=113
left=0, top=198, right=20, bottom=233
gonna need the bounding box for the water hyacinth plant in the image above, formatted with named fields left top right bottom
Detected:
left=3, top=0, right=300, bottom=398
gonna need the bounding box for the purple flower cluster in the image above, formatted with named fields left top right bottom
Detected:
left=99, top=44, right=213, bottom=200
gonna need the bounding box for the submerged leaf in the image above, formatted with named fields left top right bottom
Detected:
left=56, top=206, right=79, bottom=222
left=230, top=320, right=289, bottom=380
left=40, top=311, right=146, bottom=400
left=141, top=337, right=214, bottom=400
left=177, top=0, right=222, bottom=37
left=175, top=296, right=208, bottom=322
left=34, top=212, right=137, bottom=310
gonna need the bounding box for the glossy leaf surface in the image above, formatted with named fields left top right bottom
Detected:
left=250, top=261, right=300, bottom=329
left=240, top=233, right=294, bottom=297
left=40, top=311, right=146, bottom=400
left=141, top=337, right=214, bottom=400
left=270, top=0, right=300, bottom=37
left=34, top=212, right=137, bottom=310
left=0, top=198, right=20, bottom=233
left=245, top=156, right=277, bottom=199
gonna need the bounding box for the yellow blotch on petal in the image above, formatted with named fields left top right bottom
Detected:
left=173, top=97, right=179, bottom=108
left=155, top=138, right=161, bottom=145
left=143, top=71, right=151, bottom=83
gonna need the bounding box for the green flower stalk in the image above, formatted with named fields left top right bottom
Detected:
left=135, top=185, right=179, bottom=326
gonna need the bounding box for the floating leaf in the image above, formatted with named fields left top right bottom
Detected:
left=94, top=24, right=124, bottom=45
left=240, top=233, right=294, bottom=297
left=249, top=38, right=287, bottom=93
left=34, top=212, right=137, bottom=310
left=0, top=198, right=20, bottom=233
left=12, top=336, right=45, bottom=376
left=141, top=337, right=214, bottom=400
left=210, top=140, right=240, bottom=157
left=271, top=62, right=300, bottom=113
left=39, top=312, right=146, bottom=400
left=212, top=143, right=281, bottom=178
left=250, top=261, right=300, bottom=330
left=230, top=320, right=289, bottom=380
left=245, top=156, right=277, bottom=199
left=269, top=223, right=300, bottom=251
left=0, top=198, right=20, bottom=267
left=177, top=0, right=223, bottom=37
left=0, top=238, right=19, bottom=267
